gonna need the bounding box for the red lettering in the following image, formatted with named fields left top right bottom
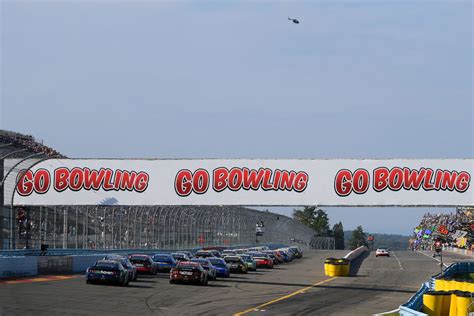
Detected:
left=83, top=168, right=106, bottom=190
left=54, top=167, right=70, bottom=192
left=213, top=167, right=228, bottom=192
left=135, top=172, right=149, bottom=192
left=280, top=171, right=296, bottom=190
left=456, top=171, right=470, bottom=192
left=193, top=169, right=209, bottom=194
left=294, top=172, right=308, bottom=192
left=262, top=169, right=273, bottom=190
left=228, top=168, right=242, bottom=191
left=16, top=170, right=34, bottom=196
left=353, top=169, right=369, bottom=194
left=334, top=169, right=352, bottom=197
left=373, top=167, right=389, bottom=192
left=403, top=167, right=425, bottom=190
left=242, top=168, right=265, bottom=190
left=175, top=169, right=193, bottom=196
left=69, top=168, right=84, bottom=191
left=388, top=167, right=403, bottom=191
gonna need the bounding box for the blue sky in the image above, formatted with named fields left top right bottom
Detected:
left=1, top=0, right=472, bottom=235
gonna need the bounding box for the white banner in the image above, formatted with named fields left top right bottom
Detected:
left=4, top=159, right=473, bottom=206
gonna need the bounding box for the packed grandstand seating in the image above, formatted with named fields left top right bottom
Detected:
left=0, top=129, right=65, bottom=158
left=412, top=207, right=473, bottom=251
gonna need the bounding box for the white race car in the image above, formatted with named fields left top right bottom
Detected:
left=375, top=248, right=390, bottom=257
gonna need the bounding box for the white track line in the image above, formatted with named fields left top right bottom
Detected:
left=417, top=251, right=449, bottom=268
left=391, top=251, right=404, bottom=270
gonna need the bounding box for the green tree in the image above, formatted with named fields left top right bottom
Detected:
left=348, top=226, right=368, bottom=249
left=333, top=222, right=345, bottom=249
left=293, top=206, right=330, bottom=236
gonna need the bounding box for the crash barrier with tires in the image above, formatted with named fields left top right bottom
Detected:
left=324, top=246, right=369, bottom=277
left=0, top=243, right=287, bottom=278
left=399, top=261, right=474, bottom=316
left=324, top=258, right=350, bottom=277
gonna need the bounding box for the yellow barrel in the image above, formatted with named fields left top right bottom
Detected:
left=327, top=263, right=337, bottom=277
left=422, top=291, right=444, bottom=316
left=456, top=291, right=473, bottom=316
left=449, top=291, right=458, bottom=316
left=441, top=291, right=451, bottom=316
left=324, top=258, right=336, bottom=276
left=461, top=281, right=470, bottom=292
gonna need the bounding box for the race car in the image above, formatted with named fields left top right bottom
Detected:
left=191, top=258, right=217, bottom=280
left=208, top=257, right=231, bottom=278
left=128, top=254, right=158, bottom=274
left=222, top=249, right=237, bottom=257
left=170, top=262, right=208, bottom=286
left=195, top=250, right=215, bottom=258
left=86, top=260, right=130, bottom=286
left=375, top=248, right=390, bottom=257
left=224, top=256, right=248, bottom=274
left=250, top=252, right=274, bottom=269
left=240, top=254, right=257, bottom=271
left=103, top=254, right=138, bottom=281
left=172, top=252, right=191, bottom=262
left=152, top=253, right=177, bottom=272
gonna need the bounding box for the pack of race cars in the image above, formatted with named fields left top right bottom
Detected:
left=85, top=246, right=303, bottom=286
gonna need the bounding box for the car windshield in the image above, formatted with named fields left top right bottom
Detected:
left=208, top=259, right=226, bottom=267
left=94, top=262, right=118, bottom=270
left=130, top=258, right=148, bottom=263
left=153, top=255, right=172, bottom=261
left=192, top=259, right=209, bottom=266
left=177, top=264, right=198, bottom=271
left=224, top=257, right=241, bottom=263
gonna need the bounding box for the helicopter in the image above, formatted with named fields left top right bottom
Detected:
left=288, top=17, right=300, bottom=24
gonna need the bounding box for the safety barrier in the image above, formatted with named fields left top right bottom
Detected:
left=324, top=246, right=369, bottom=277
left=400, top=262, right=474, bottom=316
left=344, top=246, right=369, bottom=261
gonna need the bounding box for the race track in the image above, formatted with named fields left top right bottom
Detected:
left=0, top=250, right=470, bottom=316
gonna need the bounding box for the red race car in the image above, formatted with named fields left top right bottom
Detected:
left=128, top=254, right=158, bottom=274
left=170, top=262, right=208, bottom=286
left=250, top=253, right=274, bottom=269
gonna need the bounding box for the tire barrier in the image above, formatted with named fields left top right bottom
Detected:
left=422, top=290, right=473, bottom=316
left=400, top=261, right=474, bottom=316
left=324, top=247, right=368, bottom=277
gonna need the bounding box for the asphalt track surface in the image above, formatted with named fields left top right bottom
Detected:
left=0, top=250, right=471, bottom=316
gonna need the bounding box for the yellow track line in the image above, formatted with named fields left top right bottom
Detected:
left=233, top=277, right=337, bottom=316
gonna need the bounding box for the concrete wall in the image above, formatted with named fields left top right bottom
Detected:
left=0, top=256, right=38, bottom=278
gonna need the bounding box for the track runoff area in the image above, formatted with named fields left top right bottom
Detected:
left=3, top=159, right=474, bottom=315
left=0, top=250, right=471, bottom=315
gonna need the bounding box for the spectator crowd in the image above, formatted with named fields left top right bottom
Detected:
left=412, top=208, right=473, bottom=251
left=0, top=130, right=64, bottom=158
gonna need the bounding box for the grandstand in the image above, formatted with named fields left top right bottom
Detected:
left=0, top=130, right=323, bottom=252
left=412, top=207, right=473, bottom=252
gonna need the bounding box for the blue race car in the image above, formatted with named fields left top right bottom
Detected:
left=103, top=254, right=138, bottom=281
left=152, top=253, right=177, bottom=272
left=208, top=257, right=230, bottom=278
left=86, top=260, right=130, bottom=286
